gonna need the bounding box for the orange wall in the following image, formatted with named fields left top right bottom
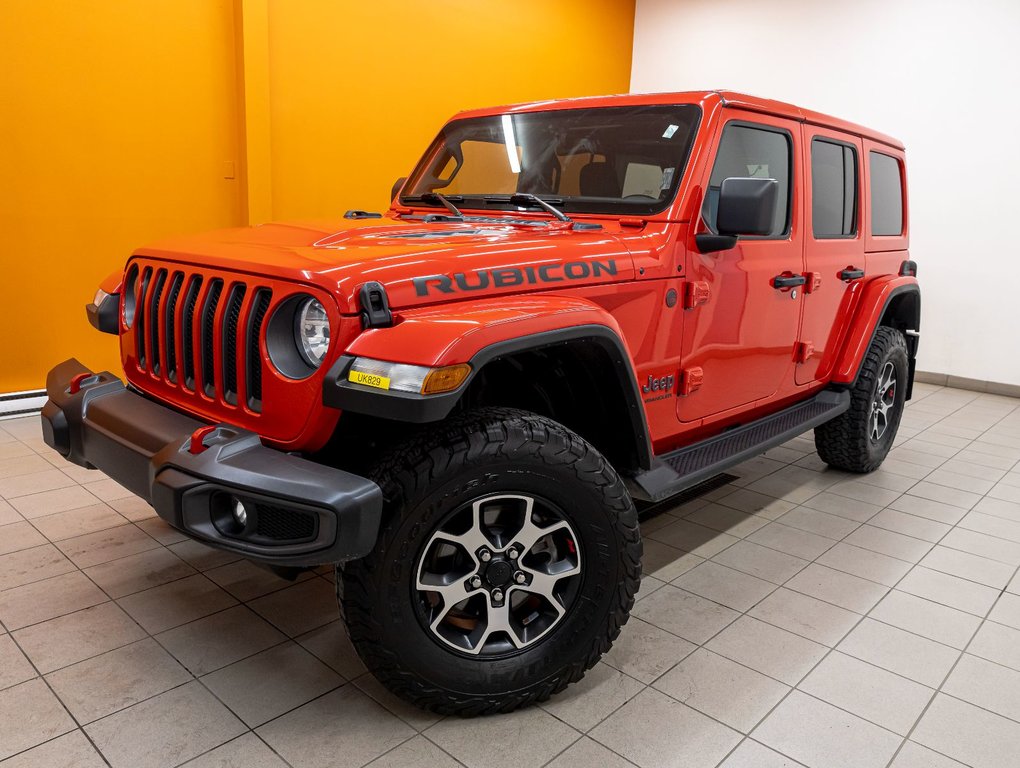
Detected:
left=0, top=0, right=635, bottom=393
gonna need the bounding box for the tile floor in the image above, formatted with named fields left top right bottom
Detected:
left=2, top=382, right=1020, bottom=767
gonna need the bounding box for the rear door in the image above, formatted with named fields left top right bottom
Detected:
left=796, top=128, right=865, bottom=384
left=679, top=113, right=804, bottom=422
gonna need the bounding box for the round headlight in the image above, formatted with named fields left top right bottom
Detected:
left=295, top=298, right=330, bottom=367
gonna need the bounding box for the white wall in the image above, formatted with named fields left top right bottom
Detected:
left=631, top=0, right=1020, bottom=386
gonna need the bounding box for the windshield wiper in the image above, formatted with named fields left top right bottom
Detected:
left=405, top=192, right=463, bottom=218
left=505, top=193, right=571, bottom=223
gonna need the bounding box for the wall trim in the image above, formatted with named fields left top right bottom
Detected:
left=0, top=390, right=46, bottom=420
left=915, top=371, right=1020, bottom=399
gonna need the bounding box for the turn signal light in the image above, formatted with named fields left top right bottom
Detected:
left=422, top=364, right=472, bottom=394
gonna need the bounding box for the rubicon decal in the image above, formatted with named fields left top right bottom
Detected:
left=413, top=259, right=619, bottom=297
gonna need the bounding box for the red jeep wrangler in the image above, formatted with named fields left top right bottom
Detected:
left=42, top=90, right=919, bottom=714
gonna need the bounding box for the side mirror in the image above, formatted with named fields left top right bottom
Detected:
left=391, top=176, right=407, bottom=202
left=717, top=177, right=778, bottom=236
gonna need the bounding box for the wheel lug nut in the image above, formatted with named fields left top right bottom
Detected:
left=492, top=589, right=503, bottom=602
left=479, top=550, right=491, bottom=562
left=469, top=575, right=482, bottom=589
left=508, top=548, right=519, bottom=560
left=514, top=572, right=526, bottom=584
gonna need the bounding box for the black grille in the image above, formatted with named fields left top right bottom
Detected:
left=246, top=289, right=272, bottom=411
left=181, top=276, right=202, bottom=390
left=200, top=279, right=223, bottom=397
left=222, top=284, right=246, bottom=405
left=147, top=269, right=167, bottom=375
left=163, top=273, right=183, bottom=383
left=255, top=504, right=316, bottom=541
left=135, top=267, right=152, bottom=368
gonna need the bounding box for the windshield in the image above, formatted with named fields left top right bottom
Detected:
left=403, top=104, right=701, bottom=216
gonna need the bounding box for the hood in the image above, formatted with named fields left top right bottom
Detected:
left=135, top=215, right=635, bottom=314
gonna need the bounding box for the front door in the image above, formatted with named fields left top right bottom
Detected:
left=678, top=114, right=804, bottom=422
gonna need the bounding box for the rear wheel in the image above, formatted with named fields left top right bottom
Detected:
left=815, top=326, right=908, bottom=472
left=338, top=408, right=641, bottom=715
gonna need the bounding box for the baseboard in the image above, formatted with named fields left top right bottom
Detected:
left=0, top=389, right=46, bottom=420
left=915, top=370, right=1020, bottom=399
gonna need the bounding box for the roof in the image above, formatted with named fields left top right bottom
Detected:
left=455, top=90, right=904, bottom=151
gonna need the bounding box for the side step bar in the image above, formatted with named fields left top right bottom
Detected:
left=627, top=389, right=850, bottom=503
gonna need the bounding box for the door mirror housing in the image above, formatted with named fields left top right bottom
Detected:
left=716, top=176, right=779, bottom=236
left=391, top=176, right=407, bottom=203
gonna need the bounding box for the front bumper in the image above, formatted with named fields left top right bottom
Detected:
left=41, top=359, right=383, bottom=567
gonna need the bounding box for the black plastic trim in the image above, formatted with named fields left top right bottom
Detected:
left=849, top=283, right=921, bottom=399
left=40, top=359, right=383, bottom=566
left=86, top=293, right=119, bottom=335
left=323, top=324, right=653, bottom=470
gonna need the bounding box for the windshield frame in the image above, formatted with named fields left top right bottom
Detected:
left=400, top=104, right=703, bottom=218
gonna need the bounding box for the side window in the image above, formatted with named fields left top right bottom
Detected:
left=869, top=151, right=904, bottom=236
left=811, top=138, right=858, bottom=238
left=703, top=123, right=791, bottom=237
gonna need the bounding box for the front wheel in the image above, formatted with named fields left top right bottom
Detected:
left=338, top=408, right=641, bottom=715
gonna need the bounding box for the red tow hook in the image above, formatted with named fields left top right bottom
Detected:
left=189, top=425, right=218, bottom=455
left=68, top=373, right=94, bottom=395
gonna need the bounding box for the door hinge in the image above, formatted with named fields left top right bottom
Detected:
left=683, top=281, right=710, bottom=309
left=794, top=341, right=814, bottom=364
left=803, top=272, right=822, bottom=293
left=680, top=367, right=704, bottom=395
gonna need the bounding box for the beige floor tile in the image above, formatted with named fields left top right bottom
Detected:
left=590, top=688, right=740, bottom=768
left=0, top=521, right=46, bottom=555
left=868, top=509, right=950, bottom=543
left=776, top=506, right=860, bottom=540
left=798, top=491, right=882, bottom=523
left=711, top=540, right=808, bottom=584
left=85, top=681, right=245, bottom=768
left=0, top=442, right=37, bottom=463
left=785, top=563, right=887, bottom=614
left=106, top=496, right=157, bottom=522
left=645, top=518, right=739, bottom=559
left=0, top=469, right=76, bottom=500
left=56, top=524, right=160, bottom=568
left=939, top=527, right=1020, bottom=566
left=205, top=558, right=313, bottom=601
left=179, top=733, right=289, bottom=768
left=943, top=653, right=1020, bottom=723
left=959, top=510, right=1020, bottom=545
left=908, top=482, right=983, bottom=511
left=682, top=502, right=770, bottom=538
left=968, top=620, right=1020, bottom=672
left=707, top=616, right=827, bottom=686
left=919, top=545, right=1015, bottom=589
left=753, top=690, right=900, bottom=768
left=912, top=693, right=1020, bottom=768
left=0, top=544, right=75, bottom=591
left=988, top=593, right=1020, bottom=629
left=897, top=566, right=999, bottom=616
left=837, top=618, right=959, bottom=688
left=545, top=736, right=637, bottom=768
left=166, top=539, right=242, bottom=571
left=428, top=706, right=581, bottom=768
left=202, top=641, right=343, bottom=727
left=256, top=685, right=416, bottom=768
left=0, top=679, right=77, bottom=760
left=0, top=570, right=107, bottom=630
left=826, top=478, right=902, bottom=507
left=118, top=573, right=237, bottom=634
left=798, top=651, right=932, bottom=736
left=634, top=539, right=703, bottom=582
left=295, top=620, right=369, bottom=680
left=0, top=729, right=108, bottom=767
left=974, top=496, right=1020, bottom=523
left=816, top=542, right=912, bottom=587
left=133, top=517, right=189, bottom=546
left=248, top=577, right=338, bottom=637
left=746, top=522, right=835, bottom=560
left=890, top=741, right=969, bottom=768
left=9, top=485, right=102, bottom=519
left=868, top=591, right=981, bottom=649
left=748, top=588, right=859, bottom=646
left=80, top=477, right=134, bottom=502
left=654, top=648, right=789, bottom=733
left=352, top=672, right=443, bottom=733
left=602, top=616, right=696, bottom=684
left=156, top=604, right=286, bottom=676
left=46, top=638, right=191, bottom=723
left=888, top=494, right=968, bottom=525
left=876, top=457, right=934, bottom=480
left=13, top=601, right=146, bottom=673
left=842, top=524, right=933, bottom=562
left=632, top=585, right=739, bottom=645
left=720, top=739, right=806, bottom=767
left=671, top=561, right=775, bottom=612
left=855, top=468, right=919, bottom=493
left=0, top=634, right=36, bottom=690
left=84, top=547, right=196, bottom=599
left=29, top=503, right=126, bottom=542
left=0, top=498, right=21, bottom=526
left=540, top=662, right=644, bottom=732
left=714, top=488, right=796, bottom=520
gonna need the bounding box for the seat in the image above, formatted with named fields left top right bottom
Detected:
left=579, top=161, right=621, bottom=198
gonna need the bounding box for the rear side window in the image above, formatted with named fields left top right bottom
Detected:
left=811, top=139, right=857, bottom=238
left=870, top=152, right=904, bottom=236
left=703, top=123, right=791, bottom=237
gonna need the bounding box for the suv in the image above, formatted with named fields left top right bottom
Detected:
left=42, top=90, right=919, bottom=715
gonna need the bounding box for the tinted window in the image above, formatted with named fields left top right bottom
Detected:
left=811, top=139, right=857, bottom=238
left=703, top=123, right=791, bottom=237
left=403, top=105, right=701, bottom=216
left=870, top=151, right=904, bottom=236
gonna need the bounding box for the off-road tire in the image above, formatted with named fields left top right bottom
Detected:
left=337, top=407, right=641, bottom=716
left=815, top=326, right=908, bottom=472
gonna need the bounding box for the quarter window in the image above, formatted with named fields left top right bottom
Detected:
left=703, top=123, right=792, bottom=237
left=811, top=138, right=857, bottom=238
left=869, top=151, right=904, bottom=236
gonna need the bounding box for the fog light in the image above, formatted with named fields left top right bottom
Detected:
left=231, top=497, right=249, bottom=527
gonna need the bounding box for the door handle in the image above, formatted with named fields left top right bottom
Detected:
left=772, top=274, right=807, bottom=289
left=839, top=267, right=865, bottom=281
